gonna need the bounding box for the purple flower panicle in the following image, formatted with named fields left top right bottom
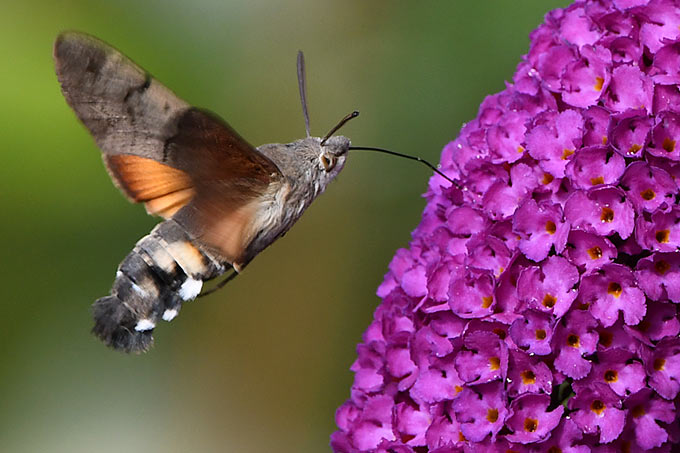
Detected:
left=333, top=0, right=680, bottom=451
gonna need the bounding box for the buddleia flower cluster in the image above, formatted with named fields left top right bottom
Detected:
left=332, top=0, right=680, bottom=451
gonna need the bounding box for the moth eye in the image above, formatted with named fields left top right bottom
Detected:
left=320, top=154, right=336, bottom=171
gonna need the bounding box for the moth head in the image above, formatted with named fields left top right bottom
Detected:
left=313, top=110, right=356, bottom=177
left=318, top=135, right=350, bottom=174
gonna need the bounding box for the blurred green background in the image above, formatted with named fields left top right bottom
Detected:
left=1, top=1, right=569, bottom=452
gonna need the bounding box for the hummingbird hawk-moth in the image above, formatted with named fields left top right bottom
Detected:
left=54, top=31, right=357, bottom=353
left=54, top=32, right=454, bottom=353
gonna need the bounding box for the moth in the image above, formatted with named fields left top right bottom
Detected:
left=54, top=31, right=358, bottom=353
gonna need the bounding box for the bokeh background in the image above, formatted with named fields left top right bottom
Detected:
left=1, top=1, right=569, bottom=452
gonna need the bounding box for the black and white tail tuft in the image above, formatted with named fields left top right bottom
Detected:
left=92, top=219, right=225, bottom=353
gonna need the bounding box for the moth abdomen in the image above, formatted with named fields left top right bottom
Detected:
left=92, top=219, right=226, bottom=352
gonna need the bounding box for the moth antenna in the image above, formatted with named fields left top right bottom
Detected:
left=198, top=268, right=239, bottom=298
left=349, top=146, right=457, bottom=186
left=297, top=51, right=311, bottom=137
left=320, top=111, right=359, bottom=146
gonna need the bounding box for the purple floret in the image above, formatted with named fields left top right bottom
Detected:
left=505, top=393, right=563, bottom=444
left=624, top=388, right=676, bottom=450
left=570, top=383, right=626, bottom=444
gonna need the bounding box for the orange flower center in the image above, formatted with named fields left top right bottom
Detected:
left=567, top=334, right=580, bottom=348
left=542, top=173, right=554, bottom=184
left=607, top=281, right=622, bottom=298
left=524, top=418, right=539, bottom=432
left=604, top=369, right=618, bottom=383
left=492, top=328, right=506, bottom=339
left=656, top=230, right=670, bottom=243
left=545, top=220, right=557, bottom=235
left=587, top=246, right=603, bottom=259
left=486, top=408, right=499, bottom=423
left=655, top=259, right=670, bottom=275
left=601, top=207, right=615, bottom=222
left=590, top=399, right=606, bottom=415
left=489, top=357, right=501, bottom=371
left=654, top=358, right=666, bottom=371
left=662, top=137, right=676, bottom=153
left=521, top=369, right=536, bottom=385
left=594, top=77, right=604, bottom=91
left=482, top=296, right=494, bottom=308
left=640, top=188, right=656, bottom=201
left=543, top=294, right=557, bottom=308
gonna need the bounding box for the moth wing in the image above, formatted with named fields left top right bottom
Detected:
left=54, top=30, right=194, bottom=217
left=104, top=154, right=194, bottom=218
left=167, top=108, right=285, bottom=265
left=54, top=32, right=284, bottom=263
left=54, top=31, right=188, bottom=165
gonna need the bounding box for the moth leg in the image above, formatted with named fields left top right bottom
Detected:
left=198, top=267, right=239, bottom=298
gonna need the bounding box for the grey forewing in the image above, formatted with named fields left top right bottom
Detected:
left=54, top=32, right=189, bottom=162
